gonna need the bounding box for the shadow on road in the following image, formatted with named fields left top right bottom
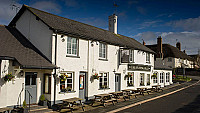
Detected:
left=173, top=94, right=200, bottom=113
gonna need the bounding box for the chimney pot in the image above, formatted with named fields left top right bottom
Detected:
left=157, top=36, right=163, bottom=59
left=176, top=42, right=181, bottom=50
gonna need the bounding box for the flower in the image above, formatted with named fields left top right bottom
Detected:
left=3, top=73, right=14, bottom=82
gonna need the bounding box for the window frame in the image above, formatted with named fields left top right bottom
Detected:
left=127, top=72, right=134, bottom=86
left=160, top=73, right=164, bottom=83
left=146, top=53, right=150, bottom=63
left=153, top=73, right=158, bottom=84
left=99, top=72, right=109, bottom=89
left=129, top=50, right=134, bottom=63
left=166, top=73, right=170, bottom=82
left=60, top=72, right=74, bottom=92
left=147, top=74, right=150, bottom=85
left=140, top=73, right=145, bottom=86
left=99, top=43, right=107, bottom=59
left=66, top=36, right=79, bottom=56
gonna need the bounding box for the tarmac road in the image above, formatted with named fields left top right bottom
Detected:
left=116, top=76, right=200, bottom=113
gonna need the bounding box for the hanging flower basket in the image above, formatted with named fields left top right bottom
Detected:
left=92, top=73, right=99, bottom=80
left=151, top=73, right=157, bottom=78
left=125, top=72, right=133, bottom=78
left=3, top=73, right=14, bottom=82
left=59, top=73, right=68, bottom=81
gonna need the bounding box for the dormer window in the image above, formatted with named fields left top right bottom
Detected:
left=67, top=37, right=78, bottom=56
left=99, top=43, right=107, bottom=59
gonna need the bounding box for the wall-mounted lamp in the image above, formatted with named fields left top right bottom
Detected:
left=20, top=70, right=24, bottom=76
left=113, top=69, right=116, bottom=73
left=61, top=35, right=65, bottom=42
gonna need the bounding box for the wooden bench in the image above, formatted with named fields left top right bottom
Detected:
left=103, top=98, right=117, bottom=106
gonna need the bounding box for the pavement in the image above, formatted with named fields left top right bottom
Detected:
left=84, top=76, right=200, bottom=113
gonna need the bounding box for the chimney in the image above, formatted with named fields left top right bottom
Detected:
left=157, top=36, right=163, bottom=59
left=176, top=42, right=181, bottom=50
left=109, top=14, right=117, bottom=34
left=142, top=39, right=146, bottom=45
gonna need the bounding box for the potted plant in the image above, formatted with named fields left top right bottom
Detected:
left=66, top=87, right=72, bottom=92
left=38, top=94, right=47, bottom=106
left=147, top=82, right=150, bottom=85
left=3, top=73, right=14, bottom=82
left=92, top=73, right=99, bottom=80
left=140, top=83, right=145, bottom=86
left=23, top=100, right=28, bottom=113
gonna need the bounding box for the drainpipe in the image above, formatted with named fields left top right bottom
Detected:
left=53, top=30, right=58, bottom=105
left=86, top=40, right=90, bottom=101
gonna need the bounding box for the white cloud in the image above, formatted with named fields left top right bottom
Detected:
left=30, top=1, right=61, bottom=14
left=138, top=20, right=161, bottom=29
left=0, top=0, right=21, bottom=25
left=168, top=17, right=200, bottom=31
left=134, top=31, right=200, bottom=54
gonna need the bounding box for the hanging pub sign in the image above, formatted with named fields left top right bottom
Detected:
left=128, top=64, right=151, bottom=71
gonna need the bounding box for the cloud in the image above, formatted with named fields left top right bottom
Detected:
left=138, top=20, right=161, bottom=29
left=133, top=31, right=200, bottom=54
left=64, top=0, right=79, bottom=7
left=136, top=6, right=146, bottom=15
left=168, top=17, right=200, bottom=31
left=0, top=0, right=21, bottom=25
left=156, top=13, right=174, bottom=18
left=75, top=17, right=107, bottom=28
left=30, top=1, right=61, bottom=14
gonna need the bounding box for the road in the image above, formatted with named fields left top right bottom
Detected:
left=116, top=77, right=200, bottom=113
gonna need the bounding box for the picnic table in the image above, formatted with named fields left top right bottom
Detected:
left=152, top=85, right=163, bottom=92
left=0, top=107, right=12, bottom=113
left=91, top=94, right=117, bottom=107
left=122, top=89, right=138, bottom=99
left=59, top=97, right=85, bottom=113
left=137, top=88, right=147, bottom=95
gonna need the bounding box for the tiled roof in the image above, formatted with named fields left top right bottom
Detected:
left=9, top=5, right=154, bottom=53
left=154, top=60, right=172, bottom=70
left=146, top=44, right=191, bottom=60
left=0, top=25, right=56, bottom=69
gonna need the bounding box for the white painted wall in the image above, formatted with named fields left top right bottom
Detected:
left=15, top=10, right=53, bottom=61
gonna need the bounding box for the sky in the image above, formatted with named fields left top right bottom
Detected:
left=1, top=0, right=200, bottom=55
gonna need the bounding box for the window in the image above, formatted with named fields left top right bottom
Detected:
left=160, top=73, right=164, bottom=83
left=67, top=37, right=78, bottom=56
left=99, top=72, right=109, bottom=89
left=127, top=72, right=134, bottom=86
left=147, top=74, right=150, bottom=85
left=44, top=74, right=51, bottom=94
left=129, top=50, right=134, bottom=62
left=168, top=58, right=172, bottom=62
left=153, top=73, right=158, bottom=83
left=140, top=73, right=145, bottom=86
left=60, top=72, right=74, bottom=92
left=146, top=53, right=150, bottom=63
left=99, top=43, right=107, bottom=59
left=166, top=73, right=170, bottom=82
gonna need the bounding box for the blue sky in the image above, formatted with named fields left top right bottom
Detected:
left=1, top=0, right=200, bottom=54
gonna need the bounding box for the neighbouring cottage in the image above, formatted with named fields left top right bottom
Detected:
left=0, top=4, right=173, bottom=108
left=146, top=36, right=193, bottom=69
